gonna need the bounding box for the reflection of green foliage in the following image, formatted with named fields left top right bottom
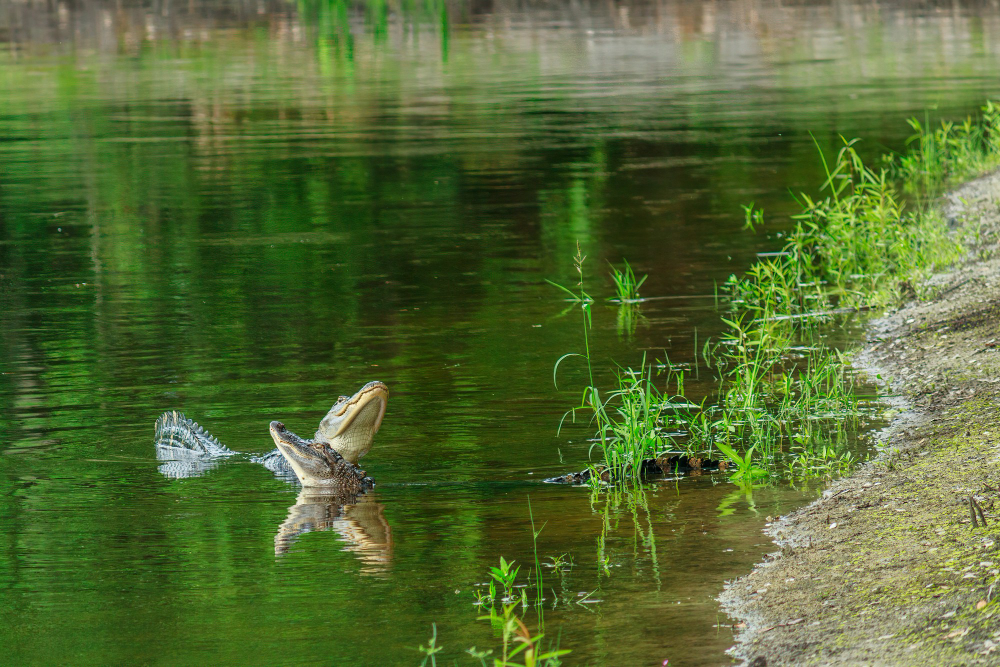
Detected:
left=716, top=485, right=757, bottom=518
left=301, top=0, right=356, bottom=69
left=591, top=485, right=659, bottom=585
left=298, top=0, right=451, bottom=66
left=615, top=302, right=642, bottom=339
left=417, top=623, right=444, bottom=666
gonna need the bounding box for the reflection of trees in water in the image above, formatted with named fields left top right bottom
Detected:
left=5, top=0, right=1000, bottom=53
left=3, top=0, right=1000, bottom=455
left=0, top=0, right=288, bottom=49
left=2, top=0, right=999, bottom=460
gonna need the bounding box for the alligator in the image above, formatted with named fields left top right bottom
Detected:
left=154, top=380, right=388, bottom=493
left=544, top=454, right=729, bottom=484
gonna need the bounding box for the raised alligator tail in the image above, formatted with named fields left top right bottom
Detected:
left=155, top=411, right=237, bottom=459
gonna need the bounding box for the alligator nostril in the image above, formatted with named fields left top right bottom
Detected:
left=273, top=421, right=285, bottom=430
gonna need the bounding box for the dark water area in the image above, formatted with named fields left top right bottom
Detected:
left=1, top=0, right=998, bottom=664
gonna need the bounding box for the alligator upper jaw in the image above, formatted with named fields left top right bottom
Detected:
left=314, top=380, right=388, bottom=464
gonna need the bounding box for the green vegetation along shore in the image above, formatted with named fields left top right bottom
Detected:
left=556, top=104, right=1000, bottom=491
left=721, top=129, right=1000, bottom=664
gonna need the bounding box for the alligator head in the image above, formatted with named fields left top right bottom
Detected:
left=314, top=380, right=388, bottom=463
left=269, top=421, right=374, bottom=490
left=268, top=381, right=388, bottom=489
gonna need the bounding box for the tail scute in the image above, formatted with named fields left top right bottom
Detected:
left=154, top=412, right=307, bottom=486
left=155, top=411, right=234, bottom=457
left=154, top=410, right=237, bottom=479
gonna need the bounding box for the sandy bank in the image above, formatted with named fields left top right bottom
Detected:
left=719, top=170, right=1000, bottom=666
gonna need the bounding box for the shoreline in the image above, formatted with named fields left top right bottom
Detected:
left=718, top=169, right=1000, bottom=665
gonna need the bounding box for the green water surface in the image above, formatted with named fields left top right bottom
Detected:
left=1, top=0, right=998, bottom=664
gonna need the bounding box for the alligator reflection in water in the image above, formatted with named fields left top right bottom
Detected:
left=276, top=490, right=392, bottom=572
left=153, top=381, right=392, bottom=569
left=155, top=430, right=394, bottom=569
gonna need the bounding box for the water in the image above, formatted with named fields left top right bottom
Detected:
left=1, top=0, right=998, bottom=663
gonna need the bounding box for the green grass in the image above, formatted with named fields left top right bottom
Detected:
left=608, top=259, right=646, bottom=303
left=552, top=247, right=662, bottom=483
left=608, top=260, right=648, bottom=339
left=894, top=101, right=1000, bottom=195
left=551, top=101, right=1000, bottom=487
left=433, top=499, right=571, bottom=667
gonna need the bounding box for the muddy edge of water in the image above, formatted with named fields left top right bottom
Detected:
left=719, top=169, right=1000, bottom=666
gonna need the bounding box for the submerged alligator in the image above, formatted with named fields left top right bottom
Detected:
left=544, top=454, right=729, bottom=484
left=154, top=381, right=388, bottom=493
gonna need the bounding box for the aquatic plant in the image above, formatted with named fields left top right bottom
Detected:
left=596, top=358, right=666, bottom=480
left=713, top=442, right=769, bottom=484
left=467, top=502, right=571, bottom=667
left=417, top=624, right=443, bottom=667
left=550, top=242, right=599, bottom=413
left=545, top=553, right=573, bottom=572
left=488, top=557, right=520, bottom=603
left=528, top=498, right=545, bottom=610
left=552, top=102, right=1000, bottom=487
left=608, top=259, right=647, bottom=303
left=608, top=260, right=648, bottom=339
left=440, top=500, right=573, bottom=666
left=475, top=605, right=570, bottom=667
left=552, top=248, right=665, bottom=482
left=430, top=612, right=569, bottom=667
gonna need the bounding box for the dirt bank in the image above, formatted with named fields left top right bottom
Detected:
left=719, top=170, right=1000, bottom=666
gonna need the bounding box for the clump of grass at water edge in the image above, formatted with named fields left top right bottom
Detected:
left=550, top=101, right=1000, bottom=489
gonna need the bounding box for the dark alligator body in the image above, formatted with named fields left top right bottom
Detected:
left=544, top=454, right=728, bottom=484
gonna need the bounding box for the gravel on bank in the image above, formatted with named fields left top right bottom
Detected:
left=719, top=169, right=1000, bottom=666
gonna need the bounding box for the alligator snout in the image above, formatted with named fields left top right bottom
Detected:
left=271, top=421, right=285, bottom=431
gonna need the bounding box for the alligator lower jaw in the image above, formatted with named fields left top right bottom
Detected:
left=269, top=421, right=374, bottom=491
